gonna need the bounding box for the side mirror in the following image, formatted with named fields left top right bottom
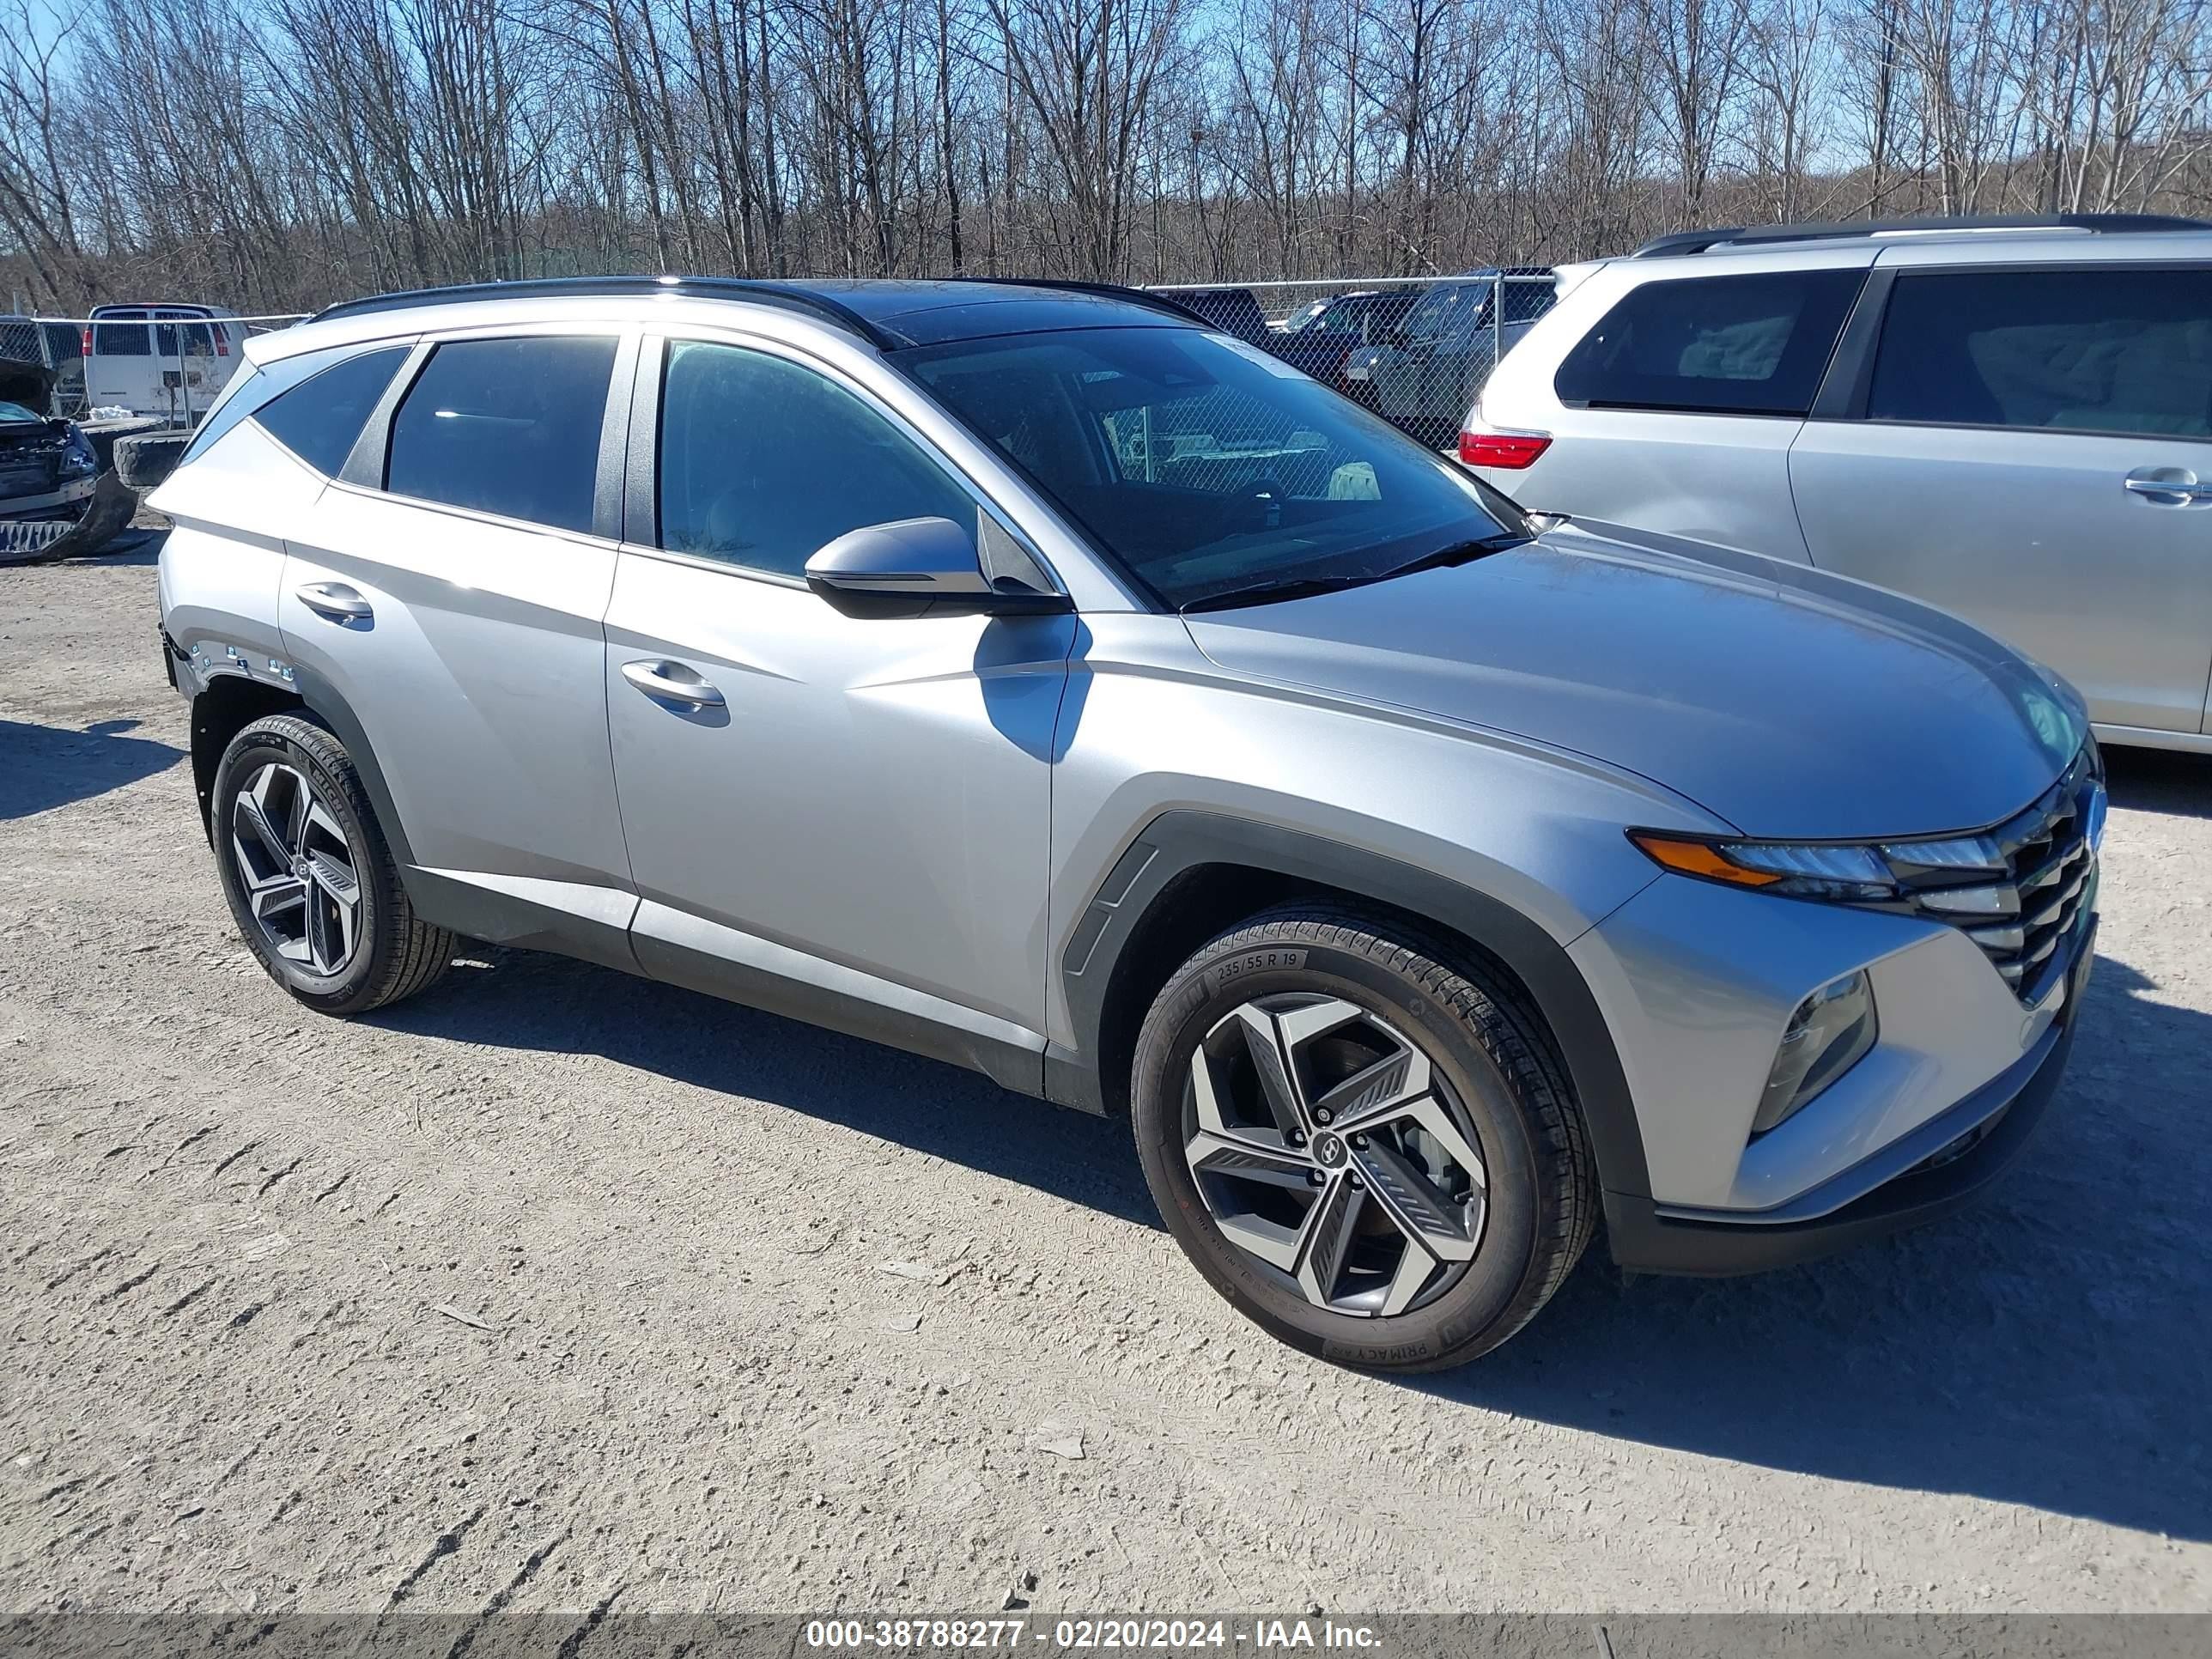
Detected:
left=805, top=515, right=1069, bottom=620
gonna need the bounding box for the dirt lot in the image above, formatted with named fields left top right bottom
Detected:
left=2, top=549, right=2207, bottom=1620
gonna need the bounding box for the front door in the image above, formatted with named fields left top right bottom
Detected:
left=603, top=332, right=1073, bottom=1086
left=1790, top=260, right=2212, bottom=734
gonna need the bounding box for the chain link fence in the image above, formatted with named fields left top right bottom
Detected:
left=1146, top=272, right=1558, bottom=452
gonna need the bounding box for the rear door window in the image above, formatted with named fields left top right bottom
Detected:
left=384, top=335, right=617, bottom=534
left=1554, top=269, right=1863, bottom=416
left=252, top=345, right=411, bottom=476
left=94, top=312, right=149, bottom=356
left=1866, top=266, right=2212, bottom=439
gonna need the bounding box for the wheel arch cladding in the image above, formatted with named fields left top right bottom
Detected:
left=191, top=674, right=304, bottom=838
left=194, top=667, right=416, bottom=872
left=1052, top=810, right=1651, bottom=1205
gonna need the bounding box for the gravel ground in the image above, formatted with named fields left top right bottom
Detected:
left=2, top=549, right=2207, bottom=1619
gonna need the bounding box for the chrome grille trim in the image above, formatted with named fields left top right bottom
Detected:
left=1876, top=745, right=2100, bottom=1007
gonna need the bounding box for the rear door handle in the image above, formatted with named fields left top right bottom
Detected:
left=621, top=659, right=726, bottom=708
left=295, top=581, right=373, bottom=623
left=2123, top=469, right=2212, bottom=502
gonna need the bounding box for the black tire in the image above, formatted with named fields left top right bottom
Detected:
left=210, top=713, right=454, bottom=1016
left=1132, top=904, right=1595, bottom=1372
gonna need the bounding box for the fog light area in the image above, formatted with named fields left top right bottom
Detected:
left=1753, top=969, right=1879, bottom=1134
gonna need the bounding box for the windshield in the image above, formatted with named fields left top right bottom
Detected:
left=1400, top=283, right=1490, bottom=343
left=0, top=399, right=45, bottom=423
left=900, top=326, right=1525, bottom=610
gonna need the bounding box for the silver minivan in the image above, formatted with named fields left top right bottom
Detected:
left=1460, top=216, right=2212, bottom=750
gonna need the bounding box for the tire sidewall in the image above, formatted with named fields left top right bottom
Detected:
left=211, top=721, right=387, bottom=1015
left=1133, top=932, right=1552, bottom=1370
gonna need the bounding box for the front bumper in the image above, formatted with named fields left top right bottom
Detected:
left=0, top=474, right=95, bottom=521
left=1605, top=915, right=2091, bottom=1275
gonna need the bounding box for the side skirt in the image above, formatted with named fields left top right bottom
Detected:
left=629, top=900, right=1049, bottom=1098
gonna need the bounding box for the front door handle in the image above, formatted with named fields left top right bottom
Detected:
left=622, top=659, right=726, bottom=708
left=2124, top=469, right=2212, bottom=502
left=296, top=581, right=373, bottom=623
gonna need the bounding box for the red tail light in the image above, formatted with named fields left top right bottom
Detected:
left=1457, top=428, right=1551, bottom=469
left=214, top=326, right=229, bottom=356
left=82, top=326, right=92, bottom=356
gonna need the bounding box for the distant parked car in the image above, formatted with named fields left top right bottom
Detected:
left=1162, top=285, right=1425, bottom=391
left=1273, top=289, right=1422, bottom=387
left=1346, top=270, right=1555, bottom=448
left=86, top=303, right=249, bottom=425
left=1458, top=215, right=2212, bottom=750
left=0, top=393, right=100, bottom=525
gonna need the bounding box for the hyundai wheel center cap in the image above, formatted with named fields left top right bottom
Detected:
left=1313, top=1132, right=1347, bottom=1169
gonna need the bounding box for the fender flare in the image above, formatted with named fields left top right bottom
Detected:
left=1049, top=810, right=1652, bottom=1204
left=288, top=663, right=416, bottom=870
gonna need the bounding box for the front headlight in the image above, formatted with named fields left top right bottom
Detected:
left=1627, top=830, right=1905, bottom=902
left=59, top=433, right=98, bottom=477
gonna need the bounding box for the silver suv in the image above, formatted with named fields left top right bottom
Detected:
left=1458, top=214, right=2212, bottom=750
left=155, top=276, right=2104, bottom=1370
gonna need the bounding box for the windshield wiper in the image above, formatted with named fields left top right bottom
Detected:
left=1377, top=532, right=1532, bottom=580
left=1181, top=572, right=1386, bottom=613
left=1180, top=532, right=1532, bottom=615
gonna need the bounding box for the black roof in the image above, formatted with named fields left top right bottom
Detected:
left=1632, top=213, right=2211, bottom=258
left=310, top=275, right=1205, bottom=348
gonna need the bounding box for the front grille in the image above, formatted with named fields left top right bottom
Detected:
left=1878, top=744, right=2100, bottom=1006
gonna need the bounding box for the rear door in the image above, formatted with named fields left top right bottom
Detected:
left=88, top=308, right=155, bottom=414
left=1789, top=257, right=2212, bottom=734
left=276, top=326, right=640, bottom=955
left=1507, top=258, right=1869, bottom=556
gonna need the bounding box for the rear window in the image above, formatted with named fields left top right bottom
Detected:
left=1867, top=266, right=2212, bottom=439
left=252, top=346, right=410, bottom=476
left=1554, top=270, right=1863, bottom=416
left=384, top=335, right=617, bottom=533
left=94, top=313, right=149, bottom=356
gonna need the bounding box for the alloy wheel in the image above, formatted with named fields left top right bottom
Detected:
left=1182, top=994, right=1487, bottom=1316
left=229, top=761, right=362, bottom=977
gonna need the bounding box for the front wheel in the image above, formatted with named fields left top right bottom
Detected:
left=1131, top=907, right=1596, bottom=1371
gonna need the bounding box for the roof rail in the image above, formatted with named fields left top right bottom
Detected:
left=1630, top=213, right=2212, bottom=258
left=943, top=276, right=1209, bottom=326
left=309, top=276, right=899, bottom=348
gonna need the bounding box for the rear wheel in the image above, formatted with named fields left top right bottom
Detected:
left=1131, top=906, right=1595, bottom=1371
left=211, top=714, right=453, bottom=1016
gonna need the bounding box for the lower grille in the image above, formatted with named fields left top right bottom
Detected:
left=1878, top=745, right=2100, bottom=1006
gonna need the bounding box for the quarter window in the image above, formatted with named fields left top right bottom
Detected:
left=1553, top=270, right=1863, bottom=416
left=1867, top=267, right=2212, bottom=439
left=656, top=339, right=975, bottom=578
left=252, top=345, right=410, bottom=476
left=385, top=335, right=617, bottom=534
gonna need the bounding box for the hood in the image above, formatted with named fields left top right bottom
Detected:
left=1183, top=525, right=2086, bottom=841
left=1, top=354, right=56, bottom=415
